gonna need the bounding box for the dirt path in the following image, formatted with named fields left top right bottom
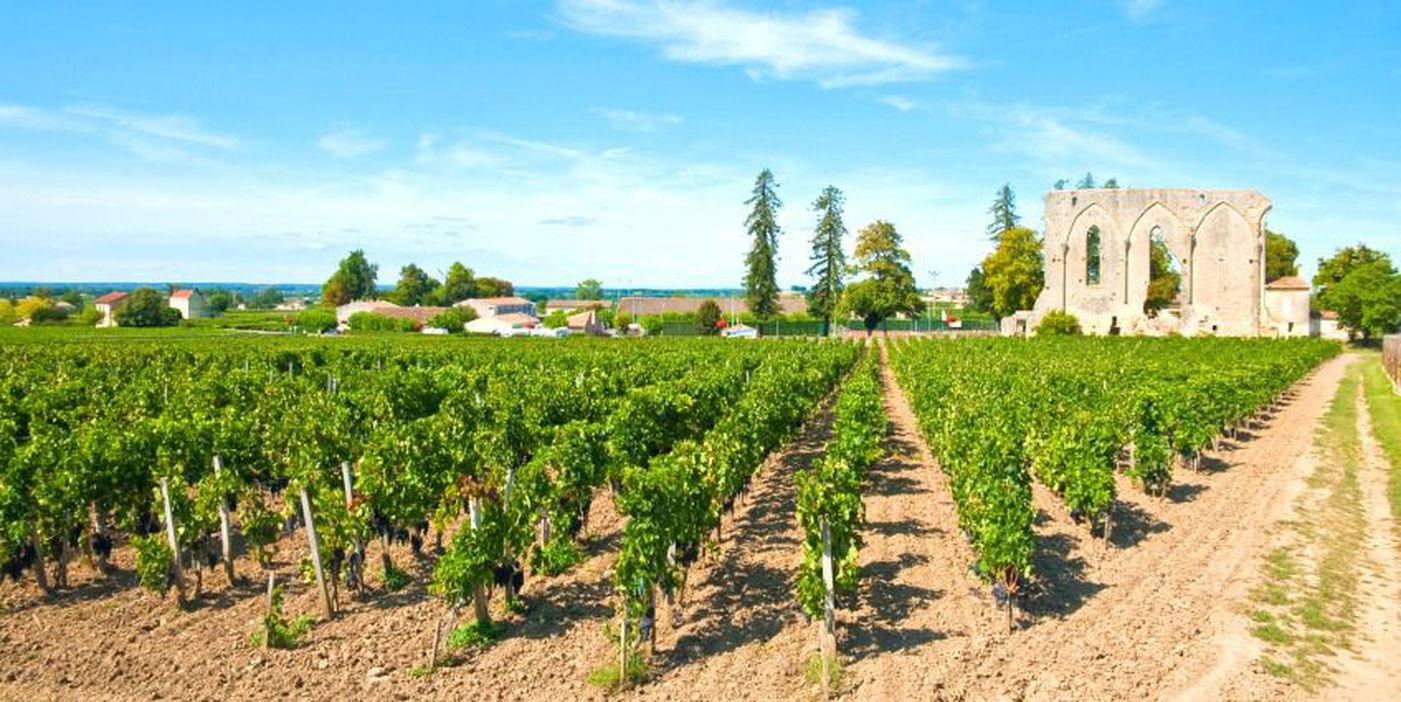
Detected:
left=833, top=346, right=991, bottom=698
left=1331, top=378, right=1401, bottom=697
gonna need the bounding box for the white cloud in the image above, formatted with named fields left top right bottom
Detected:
left=1120, top=0, right=1162, bottom=22
left=595, top=108, right=683, bottom=132
left=558, top=0, right=963, bottom=88
left=65, top=104, right=239, bottom=149
left=317, top=127, right=385, bottom=158
left=878, top=96, right=916, bottom=112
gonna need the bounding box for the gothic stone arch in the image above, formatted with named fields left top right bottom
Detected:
left=1030, top=188, right=1272, bottom=336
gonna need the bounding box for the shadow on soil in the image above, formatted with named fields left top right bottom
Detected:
left=844, top=553, right=946, bottom=660
left=1024, top=532, right=1106, bottom=619
left=1106, top=501, right=1171, bottom=548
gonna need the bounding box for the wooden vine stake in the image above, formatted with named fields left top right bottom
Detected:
left=159, top=477, right=187, bottom=602
left=213, top=456, right=236, bottom=585
left=264, top=573, right=276, bottom=649
left=819, top=516, right=836, bottom=699
left=299, top=487, right=334, bottom=619
left=619, top=604, right=629, bottom=692
left=468, top=497, right=490, bottom=625
left=29, top=527, right=49, bottom=592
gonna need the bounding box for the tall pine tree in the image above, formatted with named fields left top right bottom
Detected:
left=743, top=169, right=782, bottom=319
left=807, top=185, right=847, bottom=336
left=986, top=183, right=1019, bottom=240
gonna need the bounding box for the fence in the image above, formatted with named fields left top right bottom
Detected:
left=1384, top=334, right=1401, bottom=392
left=656, top=318, right=1000, bottom=338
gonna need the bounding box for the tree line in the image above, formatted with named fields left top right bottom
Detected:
left=740, top=170, right=922, bottom=336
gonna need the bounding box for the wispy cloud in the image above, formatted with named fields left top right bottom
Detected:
left=558, top=0, right=964, bottom=88
left=540, top=215, right=596, bottom=227
left=0, top=102, right=239, bottom=162
left=878, top=96, right=916, bottom=112
left=65, top=104, right=239, bottom=149
left=1120, top=0, right=1162, bottom=22
left=595, top=108, right=683, bottom=132
left=317, top=127, right=385, bottom=158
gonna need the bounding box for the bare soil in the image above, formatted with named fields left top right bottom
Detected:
left=2, top=351, right=1396, bottom=701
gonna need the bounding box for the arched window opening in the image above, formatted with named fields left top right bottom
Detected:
left=1144, top=225, right=1182, bottom=317
left=1086, top=226, right=1102, bottom=285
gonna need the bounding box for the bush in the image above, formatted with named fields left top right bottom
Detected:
left=696, top=300, right=722, bottom=336
left=114, top=288, right=180, bottom=327
left=542, top=310, right=569, bottom=329
left=28, top=305, right=70, bottom=324
left=1035, top=311, right=1083, bottom=336
left=294, top=307, right=337, bottom=333
left=348, top=311, right=417, bottom=333
left=640, top=316, right=663, bottom=336
left=426, top=306, right=476, bottom=332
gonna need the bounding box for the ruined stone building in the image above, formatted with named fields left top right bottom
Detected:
left=1005, top=188, right=1310, bottom=337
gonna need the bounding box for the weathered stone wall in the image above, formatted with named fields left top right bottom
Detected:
left=1029, top=188, right=1271, bottom=336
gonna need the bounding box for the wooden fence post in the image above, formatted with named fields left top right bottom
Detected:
left=299, top=487, right=334, bottom=619
left=819, top=517, right=836, bottom=698
left=159, top=477, right=187, bottom=599
left=214, top=456, right=236, bottom=585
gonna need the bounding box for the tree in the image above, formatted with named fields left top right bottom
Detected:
left=0, top=299, right=15, bottom=325
left=1035, top=310, right=1082, bottom=336
left=965, top=266, right=993, bottom=314
left=1053, top=179, right=1069, bottom=191
left=1314, top=244, right=1392, bottom=303
left=840, top=220, right=923, bottom=335
left=575, top=279, right=604, bottom=300
left=427, top=306, right=476, bottom=333
left=1102, top=178, right=1120, bottom=189
left=743, top=169, right=782, bottom=320
left=115, top=288, right=180, bottom=327
left=323, top=250, right=378, bottom=305
left=1076, top=173, right=1096, bottom=189
left=1322, top=260, right=1401, bottom=339
left=1265, top=230, right=1300, bottom=282
left=980, top=227, right=1043, bottom=319
left=1144, top=236, right=1182, bottom=316
left=392, top=264, right=439, bottom=306
left=473, top=276, right=514, bottom=298
left=253, top=287, right=284, bottom=309
left=435, top=263, right=477, bottom=305
left=987, top=184, right=1019, bottom=240
left=807, top=186, right=847, bottom=336
left=696, top=300, right=722, bottom=336
left=542, top=310, right=569, bottom=329
left=205, top=290, right=232, bottom=313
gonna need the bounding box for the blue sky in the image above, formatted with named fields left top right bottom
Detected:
left=1, top=0, right=1398, bottom=287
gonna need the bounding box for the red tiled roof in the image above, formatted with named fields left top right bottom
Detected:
left=1265, top=276, right=1309, bottom=291
left=376, top=306, right=447, bottom=324
left=546, top=299, right=604, bottom=310
left=617, top=294, right=807, bottom=317
left=471, top=296, right=534, bottom=306
left=94, top=291, right=128, bottom=305
left=170, top=289, right=195, bottom=299
left=496, top=312, right=539, bottom=326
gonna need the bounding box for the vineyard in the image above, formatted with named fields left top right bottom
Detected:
left=0, top=333, right=1361, bottom=699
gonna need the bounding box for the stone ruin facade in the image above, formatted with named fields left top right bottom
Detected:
left=1008, top=188, right=1283, bottom=337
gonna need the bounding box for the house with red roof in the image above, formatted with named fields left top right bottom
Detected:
left=94, top=291, right=128, bottom=328
left=168, top=289, right=210, bottom=319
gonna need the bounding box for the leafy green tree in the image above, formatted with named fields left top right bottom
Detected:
left=1144, top=235, right=1181, bottom=316
left=1076, top=173, right=1096, bottom=189
left=59, top=290, right=82, bottom=307
left=392, top=263, right=439, bottom=306
left=205, top=289, right=232, bottom=313
left=542, top=310, right=569, bottom=329
left=575, top=279, right=604, bottom=300
left=980, top=227, right=1043, bottom=319
left=1102, top=178, right=1120, bottom=189
left=1313, top=244, right=1390, bottom=302
left=114, top=287, right=180, bottom=327
left=322, top=249, right=378, bottom=305
left=473, top=276, right=514, bottom=298
left=1321, top=259, right=1401, bottom=339
left=435, top=263, right=476, bottom=305
left=743, top=169, right=782, bottom=320
left=427, top=306, right=476, bottom=332
left=295, top=307, right=337, bottom=332
left=1265, top=230, right=1300, bottom=282
left=696, top=300, right=722, bottom=335
left=807, top=185, right=846, bottom=336
left=840, top=220, right=923, bottom=334
left=253, top=287, right=284, bottom=309
left=987, top=183, right=1019, bottom=240
left=965, top=266, right=993, bottom=314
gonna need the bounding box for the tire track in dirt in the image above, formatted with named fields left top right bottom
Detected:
left=1330, top=377, right=1401, bottom=698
